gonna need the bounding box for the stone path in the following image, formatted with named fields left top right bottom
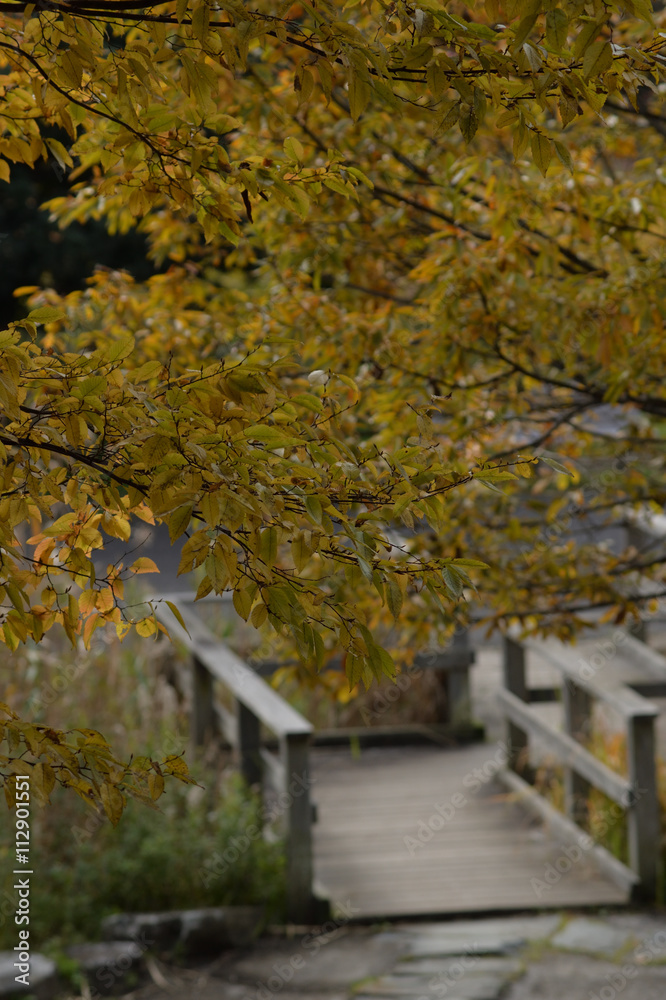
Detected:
left=109, top=911, right=666, bottom=1000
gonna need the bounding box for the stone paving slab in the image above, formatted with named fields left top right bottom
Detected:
left=503, top=952, right=666, bottom=1000
left=379, top=914, right=562, bottom=957
left=0, top=952, right=57, bottom=999
left=128, top=986, right=347, bottom=1000
left=551, top=917, right=634, bottom=957
left=602, top=911, right=666, bottom=961
left=392, top=957, right=522, bottom=977
left=104, top=911, right=666, bottom=1000
left=354, top=973, right=507, bottom=998
left=225, top=931, right=398, bottom=991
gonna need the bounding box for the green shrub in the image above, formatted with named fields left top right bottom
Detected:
left=0, top=770, right=285, bottom=950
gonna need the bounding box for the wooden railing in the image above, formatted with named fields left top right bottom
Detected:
left=499, top=630, right=662, bottom=901
left=153, top=594, right=320, bottom=924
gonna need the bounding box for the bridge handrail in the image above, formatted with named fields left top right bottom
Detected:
left=153, top=594, right=317, bottom=924
left=500, top=630, right=660, bottom=902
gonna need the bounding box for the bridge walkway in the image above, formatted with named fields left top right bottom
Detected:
left=312, top=743, right=628, bottom=919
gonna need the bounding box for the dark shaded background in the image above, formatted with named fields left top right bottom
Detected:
left=0, top=157, right=156, bottom=325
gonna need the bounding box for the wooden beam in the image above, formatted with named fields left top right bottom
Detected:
left=155, top=601, right=312, bottom=739
left=497, top=767, right=638, bottom=896
left=238, top=701, right=262, bottom=786
left=508, top=627, right=659, bottom=719
left=282, top=732, right=314, bottom=923
left=191, top=655, right=215, bottom=747
left=626, top=712, right=660, bottom=901
left=503, top=636, right=528, bottom=773
left=498, top=689, right=632, bottom=806
left=562, top=678, right=593, bottom=827
left=259, top=747, right=286, bottom=798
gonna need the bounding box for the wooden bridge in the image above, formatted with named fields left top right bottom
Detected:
left=155, top=593, right=666, bottom=923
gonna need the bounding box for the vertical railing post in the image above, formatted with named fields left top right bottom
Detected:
left=562, top=678, right=592, bottom=826
left=237, top=700, right=262, bottom=786
left=503, top=636, right=528, bottom=773
left=446, top=628, right=473, bottom=726
left=191, top=655, right=215, bottom=747
left=281, top=732, right=313, bottom=923
left=626, top=710, right=660, bottom=900
left=447, top=670, right=471, bottom=726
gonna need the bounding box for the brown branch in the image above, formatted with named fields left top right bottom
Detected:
left=0, top=433, right=148, bottom=495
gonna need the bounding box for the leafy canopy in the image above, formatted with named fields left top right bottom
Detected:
left=0, top=0, right=665, bottom=810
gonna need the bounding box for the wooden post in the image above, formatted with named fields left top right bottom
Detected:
left=562, top=678, right=592, bottom=826
left=628, top=616, right=647, bottom=645
left=626, top=711, right=660, bottom=900
left=447, top=669, right=471, bottom=726
left=282, top=732, right=313, bottom=924
left=238, top=700, right=262, bottom=786
left=191, top=655, right=215, bottom=747
left=503, top=636, right=529, bottom=773
left=447, top=628, right=472, bottom=726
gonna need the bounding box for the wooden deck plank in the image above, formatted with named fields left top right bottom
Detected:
left=311, top=745, right=629, bottom=918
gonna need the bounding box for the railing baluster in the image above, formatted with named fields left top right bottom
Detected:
left=282, top=732, right=314, bottom=924
left=626, top=712, right=660, bottom=901
left=238, top=700, right=262, bottom=786
left=191, top=655, right=215, bottom=747
left=562, top=678, right=592, bottom=827
left=503, top=636, right=528, bottom=773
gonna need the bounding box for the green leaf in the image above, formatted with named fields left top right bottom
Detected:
left=233, top=586, right=253, bottom=621
left=168, top=505, right=193, bottom=543
left=27, top=306, right=66, bottom=323
left=540, top=456, right=575, bottom=476
left=292, top=532, right=310, bottom=571
left=284, top=136, right=305, bottom=163
left=435, top=100, right=460, bottom=135
left=305, top=495, right=323, bottom=524
left=348, top=68, right=372, bottom=121
left=475, top=478, right=507, bottom=494
left=530, top=132, right=552, bottom=176
left=219, top=220, right=240, bottom=246
left=387, top=577, right=403, bottom=620
left=165, top=600, right=190, bottom=637
left=100, top=782, right=124, bottom=825
left=475, top=467, right=517, bottom=482
left=459, top=103, right=479, bottom=143
left=513, top=11, right=538, bottom=48
left=554, top=140, right=573, bottom=173
left=244, top=425, right=302, bottom=448
left=259, top=526, right=278, bottom=566
left=442, top=566, right=464, bottom=599
left=582, top=40, right=613, bottom=80
left=545, top=9, right=569, bottom=52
